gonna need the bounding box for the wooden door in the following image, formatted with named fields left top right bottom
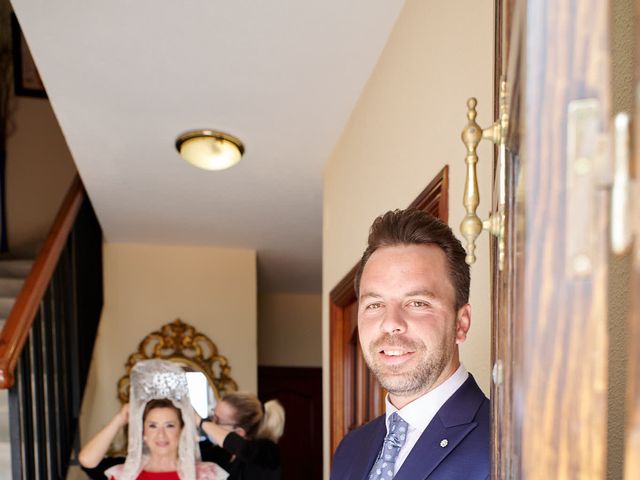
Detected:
left=479, top=0, right=619, bottom=477
left=329, top=166, right=449, bottom=457
left=258, top=367, right=322, bottom=480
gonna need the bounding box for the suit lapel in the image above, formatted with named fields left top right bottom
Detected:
left=393, top=414, right=477, bottom=480
left=393, top=375, right=485, bottom=480
left=348, top=415, right=387, bottom=480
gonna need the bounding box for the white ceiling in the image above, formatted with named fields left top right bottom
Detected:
left=11, top=0, right=405, bottom=293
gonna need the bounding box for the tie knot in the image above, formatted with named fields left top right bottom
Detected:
left=388, top=412, right=407, bottom=432
left=386, top=413, right=408, bottom=448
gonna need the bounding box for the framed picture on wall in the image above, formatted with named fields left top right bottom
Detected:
left=11, top=13, right=47, bottom=98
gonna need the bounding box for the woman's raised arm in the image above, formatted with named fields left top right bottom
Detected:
left=78, top=403, right=129, bottom=468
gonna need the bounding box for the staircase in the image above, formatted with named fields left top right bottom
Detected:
left=0, top=176, right=104, bottom=479
left=0, top=259, right=33, bottom=477
left=0, top=260, right=33, bottom=330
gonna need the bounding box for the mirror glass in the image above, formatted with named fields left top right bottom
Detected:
left=186, top=370, right=217, bottom=418
left=170, top=361, right=218, bottom=419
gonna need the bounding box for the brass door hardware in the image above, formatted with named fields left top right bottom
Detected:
left=460, top=81, right=509, bottom=267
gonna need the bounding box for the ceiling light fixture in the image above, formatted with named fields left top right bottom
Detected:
left=175, top=130, right=245, bottom=171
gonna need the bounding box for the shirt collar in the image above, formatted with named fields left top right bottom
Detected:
left=385, top=364, right=469, bottom=432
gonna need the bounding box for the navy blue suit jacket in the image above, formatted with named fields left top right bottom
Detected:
left=330, top=374, right=489, bottom=480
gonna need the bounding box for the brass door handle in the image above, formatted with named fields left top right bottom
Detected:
left=460, top=81, right=509, bottom=266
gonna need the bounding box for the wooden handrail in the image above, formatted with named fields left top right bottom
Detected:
left=0, top=175, right=84, bottom=388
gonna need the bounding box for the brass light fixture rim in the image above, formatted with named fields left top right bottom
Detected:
left=175, top=129, right=245, bottom=155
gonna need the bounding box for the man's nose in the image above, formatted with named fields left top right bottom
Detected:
left=381, top=304, right=406, bottom=333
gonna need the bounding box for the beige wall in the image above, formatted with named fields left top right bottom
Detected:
left=5, top=96, right=77, bottom=254
left=322, top=0, right=494, bottom=474
left=78, top=242, right=257, bottom=451
left=258, top=293, right=322, bottom=367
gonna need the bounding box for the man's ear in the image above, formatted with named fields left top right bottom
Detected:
left=235, top=426, right=247, bottom=438
left=455, top=304, right=471, bottom=344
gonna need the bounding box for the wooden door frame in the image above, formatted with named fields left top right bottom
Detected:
left=624, top=1, right=640, bottom=476
left=329, top=165, right=449, bottom=456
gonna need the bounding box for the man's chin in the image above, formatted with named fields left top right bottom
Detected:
left=372, top=362, right=415, bottom=380
left=375, top=372, right=421, bottom=394
left=373, top=364, right=444, bottom=396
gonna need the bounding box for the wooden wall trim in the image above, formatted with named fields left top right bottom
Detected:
left=329, top=265, right=357, bottom=307
left=0, top=175, right=84, bottom=388
left=408, top=165, right=449, bottom=218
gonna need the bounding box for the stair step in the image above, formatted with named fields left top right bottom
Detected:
left=0, top=278, right=24, bottom=297
left=0, top=390, right=9, bottom=474
left=0, top=442, right=8, bottom=469
left=0, top=259, right=33, bottom=278
left=0, top=299, right=15, bottom=318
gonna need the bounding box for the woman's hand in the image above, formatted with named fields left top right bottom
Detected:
left=115, top=403, right=130, bottom=427
left=191, top=406, right=203, bottom=427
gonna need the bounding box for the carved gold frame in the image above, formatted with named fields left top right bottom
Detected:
left=117, top=318, right=238, bottom=403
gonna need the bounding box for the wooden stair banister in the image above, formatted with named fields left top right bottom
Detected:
left=0, top=175, right=84, bottom=388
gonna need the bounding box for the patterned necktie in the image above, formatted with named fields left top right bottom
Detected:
left=368, top=412, right=409, bottom=480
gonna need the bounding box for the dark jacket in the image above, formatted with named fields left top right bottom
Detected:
left=200, top=433, right=280, bottom=480
left=331, top=374, right=490, bottom=480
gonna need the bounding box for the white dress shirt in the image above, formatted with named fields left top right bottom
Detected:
left=383, top=364, right=469, bottom=475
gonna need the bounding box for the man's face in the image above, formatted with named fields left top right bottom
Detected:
left=357, top=244, right=470, bottom=406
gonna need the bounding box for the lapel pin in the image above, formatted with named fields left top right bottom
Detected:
left=440, top=439, right=449, bottom=448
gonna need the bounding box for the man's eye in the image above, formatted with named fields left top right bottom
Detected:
left=365, top=303, right=381, bottom=310
left=409, top=300, right=428, bottom=307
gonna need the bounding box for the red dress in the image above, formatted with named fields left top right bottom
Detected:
left=106, top=461, right=224, bottom=479
left=111, top=472, right=180, bottom=480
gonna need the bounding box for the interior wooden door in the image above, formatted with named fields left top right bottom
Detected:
left=258, top=367, right=322, bottom=480
left=485, top=0, right=614, bottom=477
left=329, top=166, right=448, bottom=458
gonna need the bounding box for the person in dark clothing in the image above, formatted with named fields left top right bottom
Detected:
left=195, top=392, right=285, bottom=480
left=82, top=456, right=126, bottom=479
left=81, top=393, right=284, bottom=480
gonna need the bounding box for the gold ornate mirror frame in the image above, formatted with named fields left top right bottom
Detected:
left=117, top=318, right=238, bottom=403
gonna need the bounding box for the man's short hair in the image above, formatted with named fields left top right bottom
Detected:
left=354, top=209, right=470, bottom=310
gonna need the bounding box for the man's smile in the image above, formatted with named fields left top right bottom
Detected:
left=377, top=347, right=416, bottom=365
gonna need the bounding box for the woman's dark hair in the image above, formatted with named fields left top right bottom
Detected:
left=223, top=392, right=285, bottom=443
left=143, top=398, right=184, bottom=428
left=354, top=209, right=470, bottom=310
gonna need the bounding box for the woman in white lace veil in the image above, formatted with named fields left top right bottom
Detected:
left=80, top=359, right=227, bottom=480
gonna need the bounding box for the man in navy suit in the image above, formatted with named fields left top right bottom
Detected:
left=331, top=209, right=489, bottom=480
